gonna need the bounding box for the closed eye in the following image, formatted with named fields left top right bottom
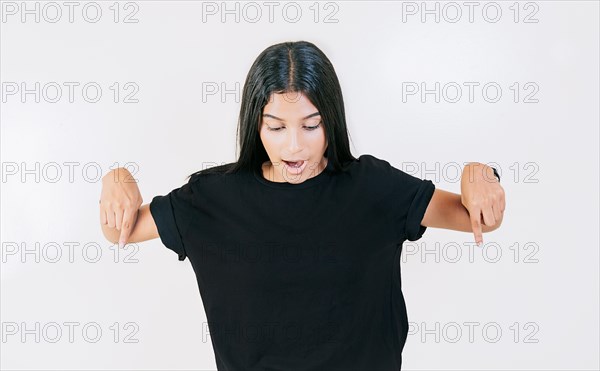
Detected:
left=267, top=122, right=322, bottom=132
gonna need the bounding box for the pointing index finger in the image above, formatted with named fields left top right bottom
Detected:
left=118, top=209, right=134, bottom=249
left=470, top=207, right=483, bottom=246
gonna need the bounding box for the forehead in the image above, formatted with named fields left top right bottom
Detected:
left=263, top=92, right=319, bottom=119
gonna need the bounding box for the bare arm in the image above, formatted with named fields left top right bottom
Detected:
left=421, top=188, right=503, bottom=233
left=101, top=204, right=159, bottom=244
left=421, top=162, right=505, bottom=246
left=99, top=168, right=159, bottom=246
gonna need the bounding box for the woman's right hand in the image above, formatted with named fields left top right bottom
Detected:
left=100, top=167, right=143, bottom=247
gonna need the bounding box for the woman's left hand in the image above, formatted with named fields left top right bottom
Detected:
left=460, top=163, right=506, bottom=246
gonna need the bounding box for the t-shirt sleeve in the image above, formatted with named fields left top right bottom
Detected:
left=149, top=178, right=197, bottom=261
left=402, top=173, right=436, bottom=241
left=380, top=158, right=436, bottom=242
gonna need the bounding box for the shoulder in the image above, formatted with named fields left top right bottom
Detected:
left=350, top=154, right=397, bottom=174
left=185, top=162, right=249, bottom=195
left=350, top=153, right=426, bottom=187
left=356, top=154, right=390, bottom=166
left=188, top=162, right=238, bottom=182
left=337, top=154, right=401, bottom=192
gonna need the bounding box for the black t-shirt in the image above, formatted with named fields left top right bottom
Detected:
left=149, top=154, right=435, bottom=371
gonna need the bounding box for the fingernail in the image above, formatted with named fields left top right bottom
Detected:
left=119, top=240, right=124, bottom=249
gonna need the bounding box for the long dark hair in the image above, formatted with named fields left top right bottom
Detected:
left=187, top=40, right=356, bottom=181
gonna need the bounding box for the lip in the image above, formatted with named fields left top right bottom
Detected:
left=282, top=160, right=307, bottom=175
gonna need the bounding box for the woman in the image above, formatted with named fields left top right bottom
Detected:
left=100, top=40, right=505, bottom=370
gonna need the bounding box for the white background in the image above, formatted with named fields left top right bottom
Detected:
left=1, top=1, right=598, bottom=370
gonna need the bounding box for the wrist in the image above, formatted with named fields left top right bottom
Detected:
left=482, top=164, right=500, bottom=183
left=490, top=166, right=500, bottom=182
left=462, top=163, right=500, bottom=183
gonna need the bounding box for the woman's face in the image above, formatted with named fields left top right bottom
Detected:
left=259, top=91, right=328, bottom=184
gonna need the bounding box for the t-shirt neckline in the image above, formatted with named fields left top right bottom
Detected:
left=253, top=159, right=333, bottom=189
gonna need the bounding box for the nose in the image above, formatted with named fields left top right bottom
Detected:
left=286, top=127, right=303, bottom=154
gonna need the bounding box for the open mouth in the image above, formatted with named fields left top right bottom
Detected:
left=283, top=160, right=305, bottom=168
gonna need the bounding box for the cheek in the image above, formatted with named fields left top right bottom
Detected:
left=312, top=131, right=327, bottom=149
left=260, top=132, right=277, bottom=154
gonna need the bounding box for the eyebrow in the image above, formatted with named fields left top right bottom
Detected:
left=262, top=112, right=321, bottom=122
